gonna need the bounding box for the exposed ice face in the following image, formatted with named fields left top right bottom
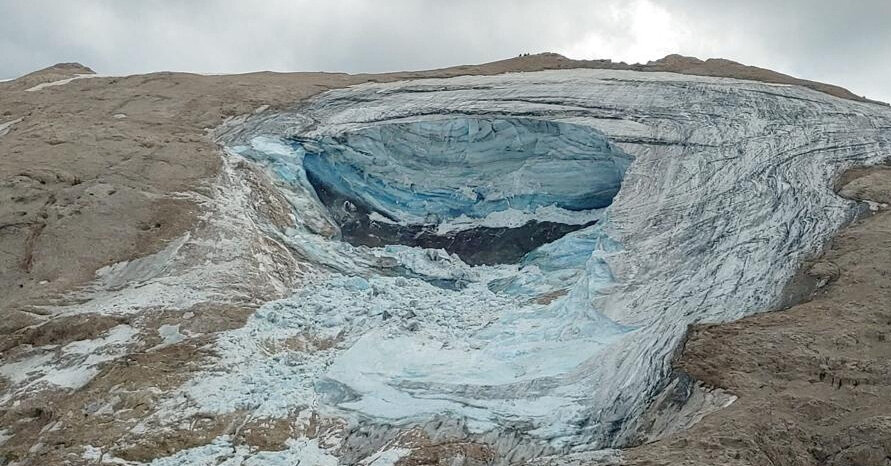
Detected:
left=210, top=69, right=891, bottom=454
left=299, top=118, right=630, bottom=225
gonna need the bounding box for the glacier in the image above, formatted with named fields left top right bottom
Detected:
left=203, top=68, right=891, bottom=459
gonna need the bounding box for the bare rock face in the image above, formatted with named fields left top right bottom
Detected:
left=838, top=166, right=891, bottom=204
left=1, top=56, right=890, bottom=465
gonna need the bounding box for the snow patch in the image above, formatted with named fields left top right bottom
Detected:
left=25, top=74, right=99, bottom=91
left=0, top=324, right=137, bottom=397
left=0, top=117, right=22, bottom=137
left=358, top=447, right=412, bottom=466
left=155, top=324, right=186, bottom=348
left=147, top=436, right=338, bottom=466
left=0, top=353, right=54, bottom=384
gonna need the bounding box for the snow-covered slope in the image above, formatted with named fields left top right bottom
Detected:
left=205, top=69, right=891, bottom=459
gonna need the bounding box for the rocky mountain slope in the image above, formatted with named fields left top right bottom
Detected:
left=1, top=54, right=889, bottom=465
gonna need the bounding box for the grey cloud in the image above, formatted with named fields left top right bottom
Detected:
left=657, top=0, right=891, bottom=102
left=0, top=0, right=887, bottom=102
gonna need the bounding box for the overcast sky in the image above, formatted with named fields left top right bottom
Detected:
left=2, top=0, right=888, bottom=102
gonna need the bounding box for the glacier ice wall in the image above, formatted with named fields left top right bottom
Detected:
left=299, top=118, right=629, bottom=223
left=212, top=69, right=891, bottom=454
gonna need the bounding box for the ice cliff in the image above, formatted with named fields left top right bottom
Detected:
left=207, top=69, right=891, bottom=458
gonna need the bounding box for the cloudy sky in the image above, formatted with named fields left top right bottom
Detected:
left=2, top=0, right=888, bottom=102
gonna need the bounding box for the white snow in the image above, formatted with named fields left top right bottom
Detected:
left=0, top=324, right=137, bottom=396
left=147, top=436, right=338, bottom=466
left=50, top=154, right=304, bottom=318
left=0, top=353, right=54, bottom=384
left=153, top=324, right=186, bottom=349
left=63, top=324, right=137, bottom=354
left=866, top=200, right=887, bottom=212
left=25, top=74, right=98, bottom=91
left=40, top=366, right=100, bottom=390
left=358, top=447, right=412, bottom=466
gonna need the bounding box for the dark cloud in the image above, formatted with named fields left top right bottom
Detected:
left=1, top=0, right=887, bottom=102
